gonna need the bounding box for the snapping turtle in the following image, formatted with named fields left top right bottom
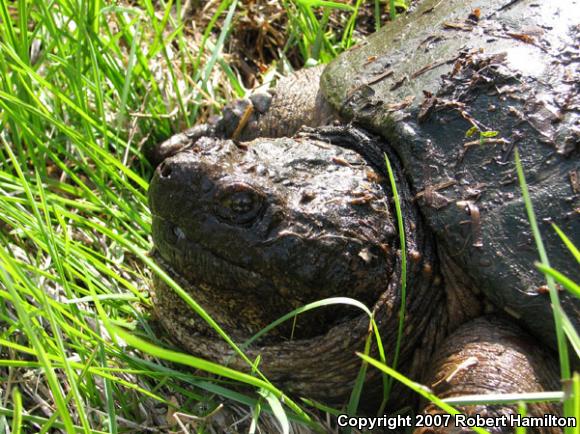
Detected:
left=149, top=0, right=579, bottom=429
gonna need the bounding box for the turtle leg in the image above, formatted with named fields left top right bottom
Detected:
left=213, top=64, right=337, bottom=141
left=150, top=65, right=337, bottom=165
left=415, top=315, right=561, bottom=434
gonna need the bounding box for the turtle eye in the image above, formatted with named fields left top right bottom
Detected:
left=215, top=182, right=264, bottom=224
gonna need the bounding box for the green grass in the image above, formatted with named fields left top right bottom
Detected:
left=514, top=149, right=578, bottom=432
left=0, top=1, right=400, bottom=432
left=0, top=0, right=577, bottom=433
left=381, top=152, right=407, bottom=412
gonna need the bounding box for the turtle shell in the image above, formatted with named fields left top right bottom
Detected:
left=321, top=0, right=580, bottom=346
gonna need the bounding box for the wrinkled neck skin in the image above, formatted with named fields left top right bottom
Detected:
left=149, top=133, right=445, bottom=404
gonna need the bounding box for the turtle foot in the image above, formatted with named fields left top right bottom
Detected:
left=416, top=315, right=561, bottom=434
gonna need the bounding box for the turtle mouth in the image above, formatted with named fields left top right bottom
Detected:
left=151, top=217, right=354, bottom=342
left=153, top=218, right=272, bottom=295
left=151, top=246, right=284, bottom=342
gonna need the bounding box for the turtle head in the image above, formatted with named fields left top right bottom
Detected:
left=149, top=136, right=397, bottom=341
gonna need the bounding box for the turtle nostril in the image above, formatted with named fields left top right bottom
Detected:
left=159, top=162, right=172, bottom=178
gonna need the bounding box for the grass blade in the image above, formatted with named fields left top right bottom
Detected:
left=10, top=388, right=22, bottom=434
left=383, top=153, right=407, bottom=403
left=536, top=263, right=580, bottom=299
left=357, top=353, right=491, bottom=434
left=259, top=389, right=290, bottom=434
left=552, top=224, right=580, bottom=263
left=112, top=326, right=321, bottom=432
left=514, top=148, right=570, bottom=380
left=442, top=392, right=564, bottom=405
